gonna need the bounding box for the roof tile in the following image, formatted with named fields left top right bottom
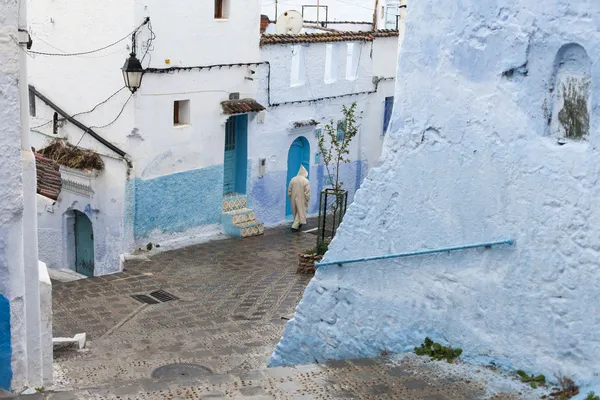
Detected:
left=260, top=29, right=399, bottom=46
left=34, top=153, right=62, bottom=201
left=221, top=98, right=266, bottom=115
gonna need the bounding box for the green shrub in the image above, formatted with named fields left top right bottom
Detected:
left=516, top=370, right=546, bottom=389
left=585, top=392, right=599, bottom=400
left=414, top=337, right=462, bottom=363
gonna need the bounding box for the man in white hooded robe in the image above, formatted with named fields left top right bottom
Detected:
left=287, top=165, right=310, bottom=232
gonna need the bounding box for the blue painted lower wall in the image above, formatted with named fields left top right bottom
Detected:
left=251, top=160, right=367, bottom=225
left=0, top=295, right=11, bottom=390
left=131, top=165, right=224, bottom=239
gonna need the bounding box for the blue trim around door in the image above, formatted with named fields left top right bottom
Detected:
left=286, top=136, right=310, bottom=218
left=223, top=115, right=248, bottom=195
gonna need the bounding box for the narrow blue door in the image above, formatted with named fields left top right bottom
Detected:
left=74, top=211, right=94, bottom=277
left=286, top=137, right=310, bottom=218
left=223, top=117, right=237, bottom=194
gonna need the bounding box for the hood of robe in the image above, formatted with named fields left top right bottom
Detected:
left=297, top=165, right=308, bottom=178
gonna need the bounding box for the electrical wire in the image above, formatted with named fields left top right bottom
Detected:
left=72, top=87, right=127, bottom=118
left=141, top=19, right=156, bottom=65
left=75, top=93, right=133, bottom=146
left=31, top=120, right=53, bottom=129
left=27, top=18, right=149, bottom=57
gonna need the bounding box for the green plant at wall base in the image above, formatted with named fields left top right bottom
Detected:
left=558, top=77, right=590, bottom=140
left=585, top=392, right=600, bottom=400
left=414, top=337, right=462, bottom=363
left=317, top=102, right=361, bottom=192
left=516, top=370, right=546, bottom=389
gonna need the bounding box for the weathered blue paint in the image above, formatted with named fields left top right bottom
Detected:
left=74, top=211, right=94, bottom=277
left=0, top=295, right=11, bottom=391
left=285, top=137, right=310, bottom=218
left=132, top=165, right=224, bottom=239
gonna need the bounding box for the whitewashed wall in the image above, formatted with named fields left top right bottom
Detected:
left=127, top=0, right=262, bottom=247
left=272, top=0, right=600, bottom=396
left=251, top=36, right=398, bottom=225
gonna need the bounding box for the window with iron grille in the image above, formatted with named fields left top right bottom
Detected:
left=225, top=117, right=236, bottom=150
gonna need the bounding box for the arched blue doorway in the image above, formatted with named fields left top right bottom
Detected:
left=286, top=136, right=310, bottom=218
left=74, top=211, right=94, bottom=277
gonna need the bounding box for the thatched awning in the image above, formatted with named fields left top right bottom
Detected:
left=38, top=140, right=104, bottom=172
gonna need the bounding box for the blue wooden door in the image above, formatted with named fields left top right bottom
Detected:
left=74, top=211, right=94, bottom=277
left=223, top=117, right=237, bottom=194
left=286, top=137, right=310, bottom=218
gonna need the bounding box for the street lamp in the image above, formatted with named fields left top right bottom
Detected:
left=122, top=32, right=144, bottom=93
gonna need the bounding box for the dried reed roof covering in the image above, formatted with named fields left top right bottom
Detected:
left=38, top=139, right=104, bottom=171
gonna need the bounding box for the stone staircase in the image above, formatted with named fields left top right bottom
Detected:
left=221, top=193, right=264, bottom=239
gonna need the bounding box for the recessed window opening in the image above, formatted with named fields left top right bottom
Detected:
left=325, top=44, right=340, bottom=84
left=214, top=0, right=229, bottom=19
left=383, top=96, right=394, bottom=135
left=346, top=43, right=360, bottom=81
left=174, top=100, right=190, bottom=126
left=29, top=86, right=36, bottom=116
left=291, top=45, right=306, bottom=87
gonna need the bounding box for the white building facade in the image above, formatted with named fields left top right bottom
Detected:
left=1, top=0, right=52, bottom=392
left=252, top=31, right=399, bottom=224
left=28, top=0, right=399, bottom=276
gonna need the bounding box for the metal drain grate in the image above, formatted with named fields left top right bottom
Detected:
left=131, top=294, right=160, bottom=304
left=152, top=363, right=212, bottom=379
left=150, top=290, right=179, bottom=303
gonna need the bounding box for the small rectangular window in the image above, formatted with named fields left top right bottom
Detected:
left=29, top=86, right=36, bottom=117
left=325, top=44, right=340, bottom=84
left=291, top=45, right=306, bottom=87
left=345, top=43, right=360, bottom=81
left=174, top=100, right=190, bottom=126
left=214, top=0, right=228, bottom=19
left=383, top=96, right=394, bottom=135
left=337, top=120, right=347, bottom=141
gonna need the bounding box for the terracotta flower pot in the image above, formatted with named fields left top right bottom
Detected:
left=297, top=253, right=322, bottom=275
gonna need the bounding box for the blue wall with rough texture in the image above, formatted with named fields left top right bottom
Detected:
left=271, top=0, right=600, bottom=394
left=251, top=160, right=367, bottom=225
left=0, top=295, right=11, bottom=390
left=132, top=165, right=224, bottom=239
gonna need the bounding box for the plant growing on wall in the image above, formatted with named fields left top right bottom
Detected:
left=317, top=102, right=361, bottom=192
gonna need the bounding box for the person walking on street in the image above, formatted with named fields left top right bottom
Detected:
left=288, top=165, right=310, bottom=232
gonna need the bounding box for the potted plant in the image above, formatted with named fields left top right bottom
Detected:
left=297, top=240, right=329, bottom=274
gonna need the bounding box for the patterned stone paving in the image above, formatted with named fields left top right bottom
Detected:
left=51, top=224, right=315, bottom=390
left=38, top=222, right=542, bottom=399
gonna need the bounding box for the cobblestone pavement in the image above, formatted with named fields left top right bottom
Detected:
left=37, top=354, right=542, bottom=400
left=45, top=223, right=540, bottom=399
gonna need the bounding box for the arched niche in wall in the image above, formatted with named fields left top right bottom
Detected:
left=548, top=43, right=592, bottom=140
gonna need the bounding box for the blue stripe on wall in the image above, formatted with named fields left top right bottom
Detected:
left=131, top=165, right=224, bottom=239
left=0, top=295, right=11, bottom=390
